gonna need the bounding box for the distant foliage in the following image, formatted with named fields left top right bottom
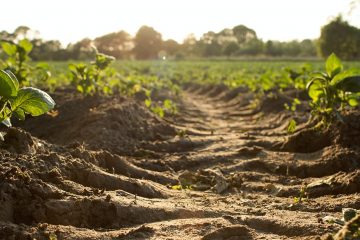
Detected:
left=133, top=26, right=162, bottom=59
left=1, top=24, right=320, bottom=61
left=319, top=16, right=360, bottom=60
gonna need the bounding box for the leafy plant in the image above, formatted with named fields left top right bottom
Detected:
left=144, top=90, right=177, bottom=118
left=0, top=70, right=55, bottom=137
left=306, top=53, right=360, bottom=125
left=284, top=98, right=301, bottom=134
left=293, top=185, right=307, bottom=204
left=285, top=64, right=312, bottom=90
left=1, top=39, right=32, bottom=84
left=69, top=50, right=115, bottom=95
left=287, top=119, right=297, bottom=134
left=284, top=98, right=301, bottom=112
left=0, top=39, right=51, bottom=86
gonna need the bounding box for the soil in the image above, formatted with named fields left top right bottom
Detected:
left=0, top=85, right=359, bottom=240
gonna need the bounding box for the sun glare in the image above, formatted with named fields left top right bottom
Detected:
left=1, top=0, right=358, bottom=45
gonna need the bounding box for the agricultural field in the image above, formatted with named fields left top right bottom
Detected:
left=0, top=36, right=360, bottom=240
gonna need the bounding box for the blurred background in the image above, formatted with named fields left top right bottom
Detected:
left=0, top=0, right=359, bottom=60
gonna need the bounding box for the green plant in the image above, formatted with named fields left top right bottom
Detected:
left=287, top=119, right=297, bottom=134
left=293, top=185, right=307, bottom=204
left=284, top=98, right=301, bottom=112
left=69, top=50, right=115, bottom=95
left=306, top=53, right=360, bottom=125
left=0, top=69, right=55, bottom=137
left=284, top=98, right=301, bottom=134
left=144, top=90, right=177, bottom=118
left=48, top=233, right=58, bottom=240
left=171, top=184, right=192, bottom=190
left=285, top=64, right=312, bottom=90
left=1, top=39, right=32, bottom=84
left=1, top=39, right=51, bottom=86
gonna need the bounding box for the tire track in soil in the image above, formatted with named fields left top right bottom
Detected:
left=1, top=85, right=359, bottom=239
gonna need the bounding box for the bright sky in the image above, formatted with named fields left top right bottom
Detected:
left=1, top=0, right=359, bottom=46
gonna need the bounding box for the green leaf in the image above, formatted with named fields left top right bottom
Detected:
left=144, top=89, right=151, bottom=98
left=14, top=108, right=26, bottom=120
left=1, top=42, right=17, bottom=56
left=284, top=103, right=290, bottom=111
left=330, top=69, right=360, bottom=86
left=307, top=79, right=325, bottom=102
left=287, top=119, right=297, bottom=134
left=11, top=87, right=55, bottom=117
left=348, top=98, right=359, bottom=107
left=171, top=185, right=182, bottom=190
left=36, top=62, right=50, bottom=69
left=325, top=53, right=343, bottom=78
left=346, top=93, right=360, bottom=107
left=310, top=71, right=328, bottom=80
left=0, top=101, right=11, bottom=122
left=144, top=99, right=152, bottom=107
left=163, top=99, right=172, bottom=109
left=151, top=106, right=164, bottom=118
left=68, top=63, right=78, bottom=73
left=18, top=39, right=33, bottom=53
left=336, top=76, right=360, bottom=92
left=0, top=70, right=19, bottom=97
left=93, top=53, right=115, bottom=70
left=293, top=98, right=301, bottom=105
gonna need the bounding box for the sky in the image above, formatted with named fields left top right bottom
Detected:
left=0, top=0, right=359, bottom=46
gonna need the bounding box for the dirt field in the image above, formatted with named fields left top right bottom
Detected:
left=0, top=85, right=359, bottom=240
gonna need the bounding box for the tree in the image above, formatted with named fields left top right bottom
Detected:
left=198, top=31, right=222, bottom=57
left=182, top=34, right=196, bottom=51
left=318, top=16, right=360, bottom=60
left=14, top=26, right=31, bottom=40
left=299, top=39, right=316, bottom=57
left=238, top=39, right=264, bottom=56
left=133, top=26, right=162, bottom=59
left=30, top=39, right=63, bottom=61
left=223, top=42, right=239, bottom=57
left=162, top=39, right=180, bottom=56
left=0, top=30, right=13, bottom=41
left=94, top=31, right=132, bottom=59
left=232, top=25, right=257, bottom=45
left=202, top=42, right=222, bottom=57
left=282, top=40, right=301, bottom=57
left=67, top=38, right=93, bottom=60
left=265, top=40, right=283, bottom=56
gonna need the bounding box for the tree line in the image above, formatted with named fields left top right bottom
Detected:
left=1, top=16, right=359, bottom=60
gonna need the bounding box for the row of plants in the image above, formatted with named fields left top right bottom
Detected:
left=1, top=38, right=360, bottom=131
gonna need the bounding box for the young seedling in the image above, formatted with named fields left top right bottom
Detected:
left=284, top=98, right=301, bottom=134
left=144, top=89, right=178, bottom=118
left=287, top=119, right=297, bottom=134
left=69, top=50, right=115, bottom=95
left=0, top=70, right=55, bottom=138
left=307, top=53, right=360, bottom=126
left=293, top=185, right=307, bottom=204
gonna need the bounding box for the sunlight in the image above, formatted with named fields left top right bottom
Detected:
left=1, top=0, right=358, bottom=45
left=1, top=1, right=360, bottom=239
